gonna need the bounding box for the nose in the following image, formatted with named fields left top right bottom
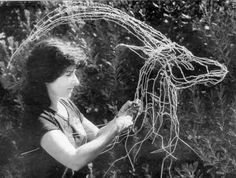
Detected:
left=72, top=73, right=80, bottom=86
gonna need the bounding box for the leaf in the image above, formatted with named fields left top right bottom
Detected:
left=193, top=161, right=198, bottom=170
left=0, top=32, right=5, bottom=39
left=216, top=171, right=225, bottom=175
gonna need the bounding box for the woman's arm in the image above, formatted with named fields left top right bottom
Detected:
left=82, top=100, right=140, bottom=141
left=82, top=115, right=131, bottom=141
left=40, top=114, right=133, bottom=171
left=81, top=117, right=99, bottom=141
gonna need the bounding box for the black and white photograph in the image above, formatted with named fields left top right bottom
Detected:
left=0, top=0, right=235, bottom=177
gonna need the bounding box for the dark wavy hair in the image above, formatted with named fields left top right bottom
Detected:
left=22, top=38, right=86, bottom=135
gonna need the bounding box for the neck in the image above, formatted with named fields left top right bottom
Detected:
left=50, top=96, right=69, bottom=119
left=48, top=92, right=61, bottom=112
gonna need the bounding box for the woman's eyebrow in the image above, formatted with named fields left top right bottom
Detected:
left=65, top=70, right=73, bottom=73
left=65, top=69, right=76, bottom=73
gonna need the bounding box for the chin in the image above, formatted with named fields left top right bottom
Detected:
left=61, top=93, right=71, bottom=99
left=67, top=92, right=72, bottom=98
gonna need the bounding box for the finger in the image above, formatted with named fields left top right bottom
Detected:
left=122, top=121, right=133, bottom=131
left=125, top=115, right=133, bottom=120
left=119, top=101, right=128, bottom=110
left=122, top=100, right=132, bottom=109
left=127, top=100, right=132, bottom=104
left=132, top=100, right=142, bottom=111
left=118, top=101, right=133, bottom=116
left=125, top=116, right=133, bottom=125
left=127, top=120, right=133, bottom=127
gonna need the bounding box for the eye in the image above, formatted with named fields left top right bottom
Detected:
left=65, top=71, right=73, bottom=77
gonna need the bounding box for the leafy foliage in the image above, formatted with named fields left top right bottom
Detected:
left=177, top=0, right=236, bottom=177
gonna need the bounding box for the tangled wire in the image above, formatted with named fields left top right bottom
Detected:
left=7, top=2, right=228, bottom=177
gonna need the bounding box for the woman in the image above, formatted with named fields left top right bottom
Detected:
left=21, top=38, right=141, bottom=177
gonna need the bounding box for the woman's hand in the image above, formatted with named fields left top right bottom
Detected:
left=114, top=115, right=133, bottom=134
left=117, top=99, right=142, bottom=118
left=114, top=99, right=142, bottom=134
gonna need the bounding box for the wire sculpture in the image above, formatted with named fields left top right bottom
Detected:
left=7, top=1, right=228, bottom=177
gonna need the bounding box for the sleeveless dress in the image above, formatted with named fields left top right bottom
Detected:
left=21, top=99, right=91, bottom=178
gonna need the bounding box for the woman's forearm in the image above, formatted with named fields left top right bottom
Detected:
left=96, top=118, right=117, bottom=137
left=72, top=119, right=118, bottom=170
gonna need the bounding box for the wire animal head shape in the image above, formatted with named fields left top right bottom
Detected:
left=8, top=2, right=228, bottom=176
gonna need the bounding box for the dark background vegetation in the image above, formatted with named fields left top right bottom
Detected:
left=0, top=0, right=236, bottom=177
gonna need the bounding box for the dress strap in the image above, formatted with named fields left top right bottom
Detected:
left=60, top=99, right=83, bottom=122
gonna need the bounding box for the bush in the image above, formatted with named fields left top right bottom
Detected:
left=0, top=0, right=236, bottom=177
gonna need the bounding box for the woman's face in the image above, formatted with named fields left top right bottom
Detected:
left=46, top=66, right=80, bottom=99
